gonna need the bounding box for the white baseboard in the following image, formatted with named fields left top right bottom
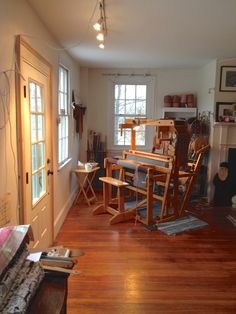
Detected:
left=53, top=186, right=78, bottom=238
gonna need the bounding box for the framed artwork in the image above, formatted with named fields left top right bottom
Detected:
left=216, top=102, right=236, bottom=122
left=219, top=66, right=236, bottom=91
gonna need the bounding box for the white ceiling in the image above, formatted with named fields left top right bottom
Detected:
left=27, top=0, right=236, bottom=69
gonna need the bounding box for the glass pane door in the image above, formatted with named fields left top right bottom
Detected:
left=29, top=81, right=46, bottom=205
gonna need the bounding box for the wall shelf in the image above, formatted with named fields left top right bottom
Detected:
left=163, top=107, right=197, bottom=119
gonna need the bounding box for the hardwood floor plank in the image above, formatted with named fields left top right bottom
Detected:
left=55, top=199, right=236, bottom=313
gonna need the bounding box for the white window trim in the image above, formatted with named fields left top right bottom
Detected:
left=58, top=64, right=71, bottom=169
left=107, top=76, right=156, bottom=152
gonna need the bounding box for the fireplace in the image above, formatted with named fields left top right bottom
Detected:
left=208, top=122, right=236, bottom=202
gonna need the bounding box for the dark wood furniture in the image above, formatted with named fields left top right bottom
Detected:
left=27, top=272, right=69, bottom=314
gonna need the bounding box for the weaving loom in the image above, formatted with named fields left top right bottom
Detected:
left=93, top=119, right=209, bottom=226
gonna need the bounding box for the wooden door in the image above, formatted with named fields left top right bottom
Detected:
left=17, top=38, right=53, bottom=250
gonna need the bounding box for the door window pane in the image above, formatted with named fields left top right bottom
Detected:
left=36, top=85, right=43, bottom=112
left=32, top=144, right=37, bottom=172
left=30, top=80, right=46, bottom=205
left=38, top=143, right=45, bottom=168
left=38, top=169, right=45, bottom=197
left=31, top=114, right=37, bottom=142
left=37, top=115, right=44, bottom=141
left=30, top=82, right=36, bottom=112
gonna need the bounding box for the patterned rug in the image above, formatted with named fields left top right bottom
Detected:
left=157, top=214, right=208, bottom=236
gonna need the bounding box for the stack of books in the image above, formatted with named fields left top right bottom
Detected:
left=40, top=246, right=76, bottom=270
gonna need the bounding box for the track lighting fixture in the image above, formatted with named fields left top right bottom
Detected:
left=93, top=0, right=107, bottom=49
left=99, top=42, right=105, bottom=49
left=93, top=18, right=103, bottom=31
left=96, top=32, right=104, bottom=41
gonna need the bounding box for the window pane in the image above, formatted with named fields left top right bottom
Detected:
left=38, top=169, right=46, bottom=197
left=64, top=71, right=68, bottom=93
left=37, top=115, right=44, bottom=141
left=32, top=173, right=38, bottom=203
left=65, top=137, right=68, bottom=159
left=59, top=122, right=62, bottom=140
left=136, top=100, right=146, bottom=115
left=62, top=138, right=66, bottom=161
left=32, top=144, right=37, bottom=172
left=37, top=85, right=43, bottom=112
left=59, top=68, right=64, bottom=91
left=124, top=130, right=131, bottom=145
left=59, top=92, right=63, bottom=111
left=136, top=85, right=146, bottom=100
left=114, top=130, right=124, bottom=145
left=126, top=85, right=135, bottom=99
left=114, top=116, right=125, bottom=129
left=62, top=139, right=65, bottom=161
left=125, top=100, right=136, bottom=114
left=58, top=66, right=69, bottom=164
left=38, top=142, right=45, bottom=168
left=65, top=116, right=68, bottom=136
left=31, top=114, right=37, bottom=142
left=61, top=116, right=66, bottom=137
left=29, top=82, right=36, bottom=112
left=58, top=139, right=62, bottom=163
left=136, top=131, right=145, bottom=145
left=115, top=100, right=125, bottom=114
left=115, top=84, right=125, bottom=99
left=64, top=94, right=68, bottom=114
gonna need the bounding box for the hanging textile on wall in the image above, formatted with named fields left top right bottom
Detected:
left=72, top=90, right=86, bottom=139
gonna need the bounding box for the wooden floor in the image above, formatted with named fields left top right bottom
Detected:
left=55, top=197, right=236, bottom=314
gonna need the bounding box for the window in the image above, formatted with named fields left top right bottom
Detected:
left=114, top=84, right=147, bottom=146
left=29, top=81, right=46, bottom=204
left=58, top=66, right=69, bottom=165
left=107, top=76, right=155, bottom=150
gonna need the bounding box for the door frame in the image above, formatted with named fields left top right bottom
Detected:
left=15, top=35, right=54, bottom=241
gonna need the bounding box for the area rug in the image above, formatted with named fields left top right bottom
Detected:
left=157, top=215, right=208, bottom=236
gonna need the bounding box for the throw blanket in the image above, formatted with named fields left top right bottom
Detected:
left=0, top=225, right=33, bottom=278
left=0, top=225, right=44, bottom=313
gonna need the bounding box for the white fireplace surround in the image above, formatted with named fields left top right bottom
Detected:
left=208, top=122, right=236, bottom=200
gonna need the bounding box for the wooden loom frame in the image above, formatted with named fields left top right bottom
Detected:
left=93, top=119, right=209, bottom=226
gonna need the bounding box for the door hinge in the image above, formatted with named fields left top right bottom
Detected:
left=26, top=172, right=29, bottom=184
left=24, top=85, right=26, bottom=98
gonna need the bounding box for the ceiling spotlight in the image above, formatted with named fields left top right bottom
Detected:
left=96, top=33, right=104, bottom=41
left=99, top=42, right=105, bottom=49
left=93, top=19, right=103, bottom=31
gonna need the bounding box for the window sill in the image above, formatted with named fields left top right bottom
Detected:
left=57, top=158, right=72, bottom=172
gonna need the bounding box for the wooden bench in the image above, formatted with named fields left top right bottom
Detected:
left=93, top=177, right=137, bottom=224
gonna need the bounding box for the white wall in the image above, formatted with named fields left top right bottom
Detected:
left=0, top=0, right=80, bottom=237
left=197, top=59, right=216, bottom=114
left=80, top=67, right=202, bottom=155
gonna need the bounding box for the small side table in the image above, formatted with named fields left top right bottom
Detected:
left=73, top=166, right=100, bottom=206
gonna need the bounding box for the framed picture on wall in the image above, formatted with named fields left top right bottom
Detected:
left=216, top=102, right=236, bottom=122
left=220, top=66, right=236, bottom=91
